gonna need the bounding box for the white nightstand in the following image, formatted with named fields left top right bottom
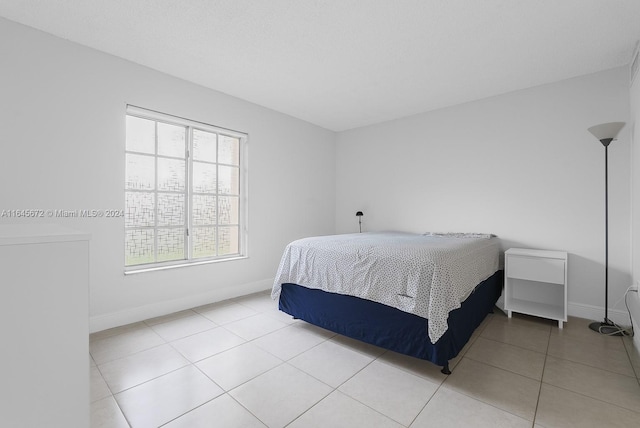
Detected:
left=504, top=248, right=568, bottom=328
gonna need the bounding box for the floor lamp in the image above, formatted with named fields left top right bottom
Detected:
left=356, top=211, right=363, bottom=233
left=587, top=121, right=625, bottom=335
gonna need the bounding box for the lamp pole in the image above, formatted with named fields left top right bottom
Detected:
left=586, top=121, right=624, bottom=336
left=604, top=140, right=609, bottom=324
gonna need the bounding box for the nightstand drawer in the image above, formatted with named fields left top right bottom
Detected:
left=507, top=255, right=565, bottom=284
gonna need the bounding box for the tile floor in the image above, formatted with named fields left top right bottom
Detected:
left=90, top=291, right=640, bottom=428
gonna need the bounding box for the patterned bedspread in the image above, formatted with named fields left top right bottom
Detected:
left=271, top=231, right=499, bottom=343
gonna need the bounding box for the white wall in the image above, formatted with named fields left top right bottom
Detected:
left=2, top=16, right=635, bottom=333
left=336, top=68, right=632, bottom=323
left=630, top=57, right=640, bottom=350
left=0, top=18, right=336, bottom=332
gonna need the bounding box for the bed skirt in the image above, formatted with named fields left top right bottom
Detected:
left=278, top=270, right=503, bottom=367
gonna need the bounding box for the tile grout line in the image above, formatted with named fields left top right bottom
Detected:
left=91, top=298, right=640, bottom=427
left=311, top=351, right=410, bottom=427
left=438, top=356, right=538, bottom=426
left=531, top=323, right=552, bottom=427
left=90, top=300, right=298, bottom=427
left=93, top=363, right=134, bottom=428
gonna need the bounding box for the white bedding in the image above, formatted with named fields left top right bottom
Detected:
left=271, top=231, right=500, bottom=343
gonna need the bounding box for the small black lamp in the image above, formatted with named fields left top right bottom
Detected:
left=355, top=211, right=363, bottom=233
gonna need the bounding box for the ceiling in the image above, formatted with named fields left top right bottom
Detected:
left=1, top=1, right=640, bottom=131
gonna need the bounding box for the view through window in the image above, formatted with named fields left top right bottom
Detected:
left=124, top=106, right=246, bottom=270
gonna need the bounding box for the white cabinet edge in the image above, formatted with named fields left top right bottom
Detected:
left=0, top=223, right=91, bottom=246
left=505, top=247, right=567, bottom=260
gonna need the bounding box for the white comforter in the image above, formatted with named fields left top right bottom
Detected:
left=272, top=231, right=499, bottom=343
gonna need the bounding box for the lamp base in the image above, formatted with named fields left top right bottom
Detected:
left=588, top=320, right=624, bottom=336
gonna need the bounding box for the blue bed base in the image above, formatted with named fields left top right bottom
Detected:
left=278, top=270, right=502, bottom=372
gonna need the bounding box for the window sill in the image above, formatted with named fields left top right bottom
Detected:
left=124, top=255, right=248, bottom=275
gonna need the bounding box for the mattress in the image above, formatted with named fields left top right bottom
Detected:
left=272, top=231, right=500, bottom=343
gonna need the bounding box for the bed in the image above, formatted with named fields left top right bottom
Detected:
left=271, top=231, right=502, bottom=374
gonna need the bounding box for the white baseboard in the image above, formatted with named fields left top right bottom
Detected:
left=89, top=278, right=273, bottom=333
left=567, top=301, right=633, bottom=327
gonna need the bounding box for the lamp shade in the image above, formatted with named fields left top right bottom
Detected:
left=588, top=122, right=625, bottom=145
left=356, top=211, right=363, bottom=217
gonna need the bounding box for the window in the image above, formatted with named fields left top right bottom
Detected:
left=124, top=106, right=246, bottom=271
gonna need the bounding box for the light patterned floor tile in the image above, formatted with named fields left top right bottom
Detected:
left=465, top=336, right=546, bottom=380
left=98, top=344, right=189, bottom=393
left=542, top=355, right=640, bottom=413
left=377, top=350, right=448, bottom=385
left=196, top=301, right=258, bottom=325
left=328, top=334, right=387, bottom=359
left=196, top=342, right=283, bottom=391
left=90, top=326, right=165, bottom=365
left=263, top=307, right=301, bottom=324
left=443, top=358, right=539, bottom=421
left=289, top=340, right=373, bottom=387
left=222, top=313, right=289, bottom=340
left=536, top=383, right=640, bottom=428
left=481, top=316, right=550, bottom=353
left=229, top=363, right=332, bottom=428
left=339, top=360, right=439, bottom=426
left=90, top=396, right=129, bottom=428
left=289, top=390, right=403, bottom=428
left=90, top=322, right=147, bottom=343
left=411, top=387, right=531, bottom=428
left=547, top=333, right=634, bottom=376
left=86, top=301, right=640, bottom=428
left=90, top=366, right=112, bottom=403
left=149, top=314, right=217, bottom=342
left=170, top=326, right=246, bottom=362
left=163, top=394, right=266, bottom=428
left=252, top=322, right=334, bottom=360
left=549, top=319, right=627, bottom=352
left=623, top=335, right=640, bottom=378
left=234, top=291, right=278, bottom=312
left=115, top=366, right=223, bottom=428
left=491, top=311, right=556, bottom=331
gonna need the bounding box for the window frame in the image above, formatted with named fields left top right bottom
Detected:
left=124, top=105, right=248, bottom=274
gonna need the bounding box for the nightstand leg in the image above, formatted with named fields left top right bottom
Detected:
left=558, top=320, right=563, bottom=329
left=507, top=310, right=512, bottom=318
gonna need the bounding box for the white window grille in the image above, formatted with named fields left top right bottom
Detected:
left=125, top=105, right=247, bottom=271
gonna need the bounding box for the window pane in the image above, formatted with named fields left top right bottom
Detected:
left=218, top=226, right=239, bottom=255
left=125, top=192, right=155, bottom=227
left=158, top=122, right=186, bottom=158
left=193, top=195, right=216, bottom=225
left=218, top=196, right=239, bottom=225
left=158, top=158, right=185, bottom=192
left=193, top=162, right=216, bottom=193
left=125, top=229, right=155, bottom=266
left=193, top=129, right=216, bottom=162
left=157, top=193, right=184, bottom=226
left=218, top=165, right=239, bottom=195
left=192, top=226, right=216, bottom=258
left=126, top=116, right=155, bottom=154
left=125, top=107, right=245, bottom=268
left=219, top=135, right=239, bottom=165
left=157, top=228, right=185, bottom=262
left=126, top=154, right=155, bottom=190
